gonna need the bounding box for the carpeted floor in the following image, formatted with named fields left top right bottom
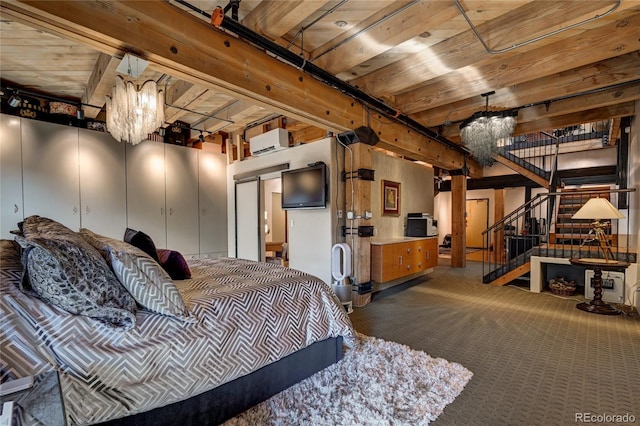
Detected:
left=349, top=258, right=640, bottom=426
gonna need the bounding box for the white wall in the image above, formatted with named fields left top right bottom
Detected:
left=227, top=138, right=339, bottom=285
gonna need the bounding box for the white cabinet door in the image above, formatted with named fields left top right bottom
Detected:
left=126, top=140, right=167, bottom=248
left=79, top=129, right=127, bottom=239
left=0, top=114, right=24, bottom=238
left=165, top=143, right=199, bottom=255
left=21, top=119, right=80, bottom=230
left=198, top=150, right=228, bottom=256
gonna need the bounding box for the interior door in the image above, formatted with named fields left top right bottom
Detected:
left=466, top=198, right=489, bottom=248
left=235, top=177, right=260, bottom=261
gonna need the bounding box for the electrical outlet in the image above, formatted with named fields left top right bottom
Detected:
left=337, top=210, right=343, bottom=219
left=347, top=211, right=355, bottom=220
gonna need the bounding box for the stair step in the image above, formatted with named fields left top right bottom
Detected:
left=559, top=192, right=609, bottom=200
left=556, top=213, right=592, bottom=220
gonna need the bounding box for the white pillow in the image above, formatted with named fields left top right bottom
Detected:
left=80, top=229, right=196, bottom=323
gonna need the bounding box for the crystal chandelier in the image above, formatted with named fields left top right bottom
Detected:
left=460, top=91, right=517, bottom=166
left=106, top=55, right=164, bottom=145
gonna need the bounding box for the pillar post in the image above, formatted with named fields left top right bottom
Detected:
left=451, top=172, right=467, bottom=268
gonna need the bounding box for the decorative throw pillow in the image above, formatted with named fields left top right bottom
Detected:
left=0, top=239, right=21, bottom=269
left=81, top=229, right=196, bottom=323
left=20, top=215, right=82, bottom=242
left=157, top=249, right=192, bottom=280
left=15, top=235, right=137, bottom=330
left=123, top=228, right=160, bottom=262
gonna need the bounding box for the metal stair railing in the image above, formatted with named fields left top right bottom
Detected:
left=499, top=121, right=610, bottom=185
left=481, top=188, right=635, bottom=285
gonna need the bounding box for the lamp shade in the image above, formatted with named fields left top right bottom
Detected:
left=571, top=197, right=624, bottom=220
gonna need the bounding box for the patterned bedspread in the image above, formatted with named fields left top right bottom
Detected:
left=0, top=243, right=355, bottom=425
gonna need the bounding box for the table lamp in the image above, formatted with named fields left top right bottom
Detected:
left=571, top=197, right=624, bottom=263
left=570, top=196, right=627, bottom=315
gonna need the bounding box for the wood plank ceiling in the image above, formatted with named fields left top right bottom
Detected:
left=1, top=0, right=639, bottom=176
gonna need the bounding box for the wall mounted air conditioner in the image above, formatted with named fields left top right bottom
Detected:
left=249, top=128, right=289, bottom=156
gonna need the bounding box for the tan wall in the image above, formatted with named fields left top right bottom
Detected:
left=370, top=151, right=434, bottom=239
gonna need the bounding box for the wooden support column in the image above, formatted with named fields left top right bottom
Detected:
left=345, top=143, right=373, bottom=285
left=494, top=188, right=505, bottom=265
left=235, top=133, right=245, bottom=162
left=225, top=137, right=234, bottom=164
left=451, top=173, right=467, bottom=268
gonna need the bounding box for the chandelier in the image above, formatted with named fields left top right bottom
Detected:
left=460, top=91, right=517, bottom=166
left=106, top=55, right=164, bottom=145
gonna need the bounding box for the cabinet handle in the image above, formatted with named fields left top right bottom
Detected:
left=418, top=246, right=422, bottom=252
left=72, top=206, right=78, bottom=214
left=169, top=208, right=173, bottom=216
left=161, top=207, right=164, bottom=216
left=399, top=256, right=403, bottom=265
left=406, top=265, right=411, bottom=270
left=13, top=204, right=19, bottom=213
left=85, top=206, right=90, bottom=214
left=407, top=247, right=411, bottom=253
left=426, top=251, right=429, bottom=259
left=418, top=263, right=422, bottom=268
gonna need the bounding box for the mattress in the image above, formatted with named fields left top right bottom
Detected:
left=0, top=241, right=355, bottom=425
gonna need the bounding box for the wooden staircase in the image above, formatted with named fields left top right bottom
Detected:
left=550, top=187, right=616, bottom=246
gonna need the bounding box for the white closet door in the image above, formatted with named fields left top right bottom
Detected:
left=198, top=150, right=228, bottom=257
left=21, top=119, right=80, bottom=230
left=78, top=129, right=127, bottom=239
left=126, top=140, right=167, bottom=248
left=0, top=114, right=24, bottom=238
left=164, top=143, right=199, bottom=255
left=235, top=178, right=260, bottom=261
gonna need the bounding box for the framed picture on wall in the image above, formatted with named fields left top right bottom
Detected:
left=382, top=180, right=400, bottom=216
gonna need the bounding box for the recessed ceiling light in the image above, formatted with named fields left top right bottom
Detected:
left=335, top=20, right=347, bottom=28
left=419, top=31, right=431, bottom=38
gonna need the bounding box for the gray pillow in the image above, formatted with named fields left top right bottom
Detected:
left=15, top=235, right=137, bottom=330
left=80, top=229, right=196, bottom=323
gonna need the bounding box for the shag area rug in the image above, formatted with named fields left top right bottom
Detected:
left=225, top=334, right=473, bottom=425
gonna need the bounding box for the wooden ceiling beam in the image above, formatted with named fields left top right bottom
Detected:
left=441, top=81, right=640, bottom=139
left=311, top=1, right=458, bottom=75
left=351, top=1, right=636, bottom=98
left=394, top=11, right=640, bottom=114
left=242, top=1, right=328, bottom=42
left=1, top=0, right=478, bottom=175
left=82, top=52, right=119, bottom=119
left=411, top=52, right=640, bottom=128
left=163, top=80, right=212, bottom=124
left=512, top=102, right=635, bottom=136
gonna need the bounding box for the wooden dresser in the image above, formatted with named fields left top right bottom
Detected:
left=370, top=237, right=438, bottom=283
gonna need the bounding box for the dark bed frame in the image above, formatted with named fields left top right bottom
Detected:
left=100, top=336, right=344, bottom=425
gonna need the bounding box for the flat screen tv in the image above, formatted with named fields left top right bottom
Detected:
left=281, top=163, right=327, bottom=209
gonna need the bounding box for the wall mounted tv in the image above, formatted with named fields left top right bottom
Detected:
left=281, top=163, right=327, bottom=209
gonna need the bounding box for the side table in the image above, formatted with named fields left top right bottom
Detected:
left=569, top=258, right=629, bottom=315
left=0, top=371, right=65, bottom=425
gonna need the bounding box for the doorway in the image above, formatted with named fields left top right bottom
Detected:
left=263, top=178, right=288, bottom=264
left=466, top=198, right=489, bottom=249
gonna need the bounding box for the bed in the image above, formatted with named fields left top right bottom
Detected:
left=0, top=216, right=355, bottom=425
